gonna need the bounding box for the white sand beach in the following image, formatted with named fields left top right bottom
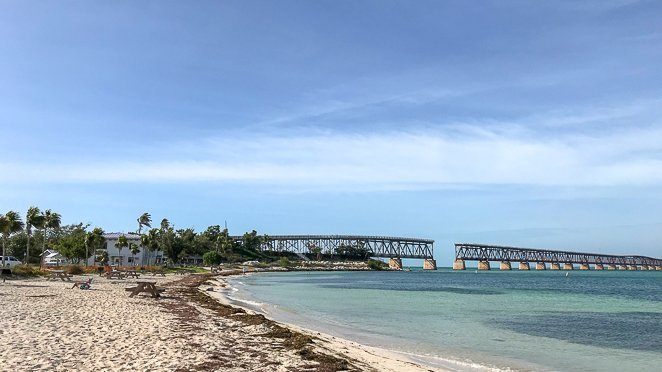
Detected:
left=0, top=272, right=441, bottom=372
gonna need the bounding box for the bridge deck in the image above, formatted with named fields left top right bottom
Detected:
left=230, top=235, right=434, bottom=259
left=455, top=243, right=661, bottom=266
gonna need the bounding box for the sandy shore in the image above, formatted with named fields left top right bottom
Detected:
left=206, top=274, right=447, bottom=372
left=0, top=271, right=442, bottom=371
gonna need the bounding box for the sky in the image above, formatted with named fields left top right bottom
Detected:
left=1, top=1, right=661, bottom=264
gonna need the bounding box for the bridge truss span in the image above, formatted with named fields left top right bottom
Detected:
left=231, top=235, right=435, bottom=260
left=454, top=243, right=662, bottom=270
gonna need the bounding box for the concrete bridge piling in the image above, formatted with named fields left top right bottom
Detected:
left=423, top=259, right=437, bottom=270
left=388, top=258, right=403, bottom=270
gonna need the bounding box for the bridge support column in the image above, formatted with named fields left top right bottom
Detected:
left=563, top=263, right=574, bottom=270
left=550, top=263, right=561, bottom=270
left=656, top=266, right=662, bottom=271
left=580, top=264, right=590, bottom=270
left=536, top=262, right=546, bottom=270
left=618, top=265, right=628, bottom=270
left=453, top=259, right=466, bottom=270
left=519, top=262, right=530, bottom=270
left=388, top=258, right=403, bottom=270
left=478, top=261, right=491, bottom=270
left=629, top=265, right=638, bottom=271
left=607, top=264, right=617, bottom=270
left=594, top=264, right=604, bottom=270
left=641, top=265, right=649, bottom=271
left=500, top=261, right=511, bottom=270
left=423, top=259, right=437, bottom=270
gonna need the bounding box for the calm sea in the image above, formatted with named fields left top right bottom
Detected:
left=227, top=269, right=661, bottom=371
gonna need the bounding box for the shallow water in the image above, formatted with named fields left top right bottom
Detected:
left=228, top=269, right=662, bottom=371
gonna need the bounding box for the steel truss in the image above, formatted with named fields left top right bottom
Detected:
left=455, top=243, right=661, bottom=266
left=230, top=235, right=434, bottom=259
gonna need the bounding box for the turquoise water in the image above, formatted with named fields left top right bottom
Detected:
left=229, top=269, right=662, bottom=371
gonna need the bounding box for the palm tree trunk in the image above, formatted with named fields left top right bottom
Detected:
left=2, top=238, right=6, bottom=267
left=26, top=231, right=31, bottom=265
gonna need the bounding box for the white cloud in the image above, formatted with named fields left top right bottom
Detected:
left=3, top=124, right=662, bottom=190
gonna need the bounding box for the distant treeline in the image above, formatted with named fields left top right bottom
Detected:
left=0, top=209, right=372, bottom=266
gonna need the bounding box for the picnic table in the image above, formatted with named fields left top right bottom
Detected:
left=47, top=270, right=73, bottom=281
left=125, top=281, right=165, bottom=298
left=150, top=268, right=166, bottom=277
left=105, top=270, right=125, bottom=280
left=122, top=269, right=141, bottom=279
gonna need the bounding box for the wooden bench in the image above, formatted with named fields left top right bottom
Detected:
left=125, top=281, right=165, bottom=298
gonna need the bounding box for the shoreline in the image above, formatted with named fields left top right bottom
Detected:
left=209, top=270, right=498, bottom=372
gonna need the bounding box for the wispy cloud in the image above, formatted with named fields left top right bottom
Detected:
left=3, top=122, right=661, bottom=191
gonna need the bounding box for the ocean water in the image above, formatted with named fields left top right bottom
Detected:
left=228, top=269, right=662, bottom=371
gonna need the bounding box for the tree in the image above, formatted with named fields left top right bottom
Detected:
left=144, top=229, right=160, bottom=265
left=25, top=206, right=44, bottom=265
left=0, top=211, right=25, bottom=267
left=168, top=228, right=195, bottom=264
left=85, top=228, right=105, bottom=266
left=115, top=234, right=128, bottom=266
left=54, top=225, right=87, bottom=264
left=137, top=212, right=152, bottom=235
left=42, top=210, right=61, bottom=255
left=308, top=244, right=322, bottom=260
left=129, top=243, right=140, bottom=266
left=216, top=228, right=235, bottom=259
left=203, top=251, right=222, bottom=266
left=157, top=222, right=175, bottom=265
left=7, top=232, right=28, bottom=260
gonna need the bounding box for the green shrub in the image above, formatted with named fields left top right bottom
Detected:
left=203, top=251, right=222, bottom=266
left=367, top=259, right=387, bottom=271
left=278, top=257, right=291, bottom=268
left=11, top=264, right=45, bottom=277
left=66, top=265, right=84, bottom=275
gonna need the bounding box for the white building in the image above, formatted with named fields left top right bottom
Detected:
left=87, top=232, right=165, bottom=266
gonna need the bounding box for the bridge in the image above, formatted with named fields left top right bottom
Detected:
left=230, top=235, right=437, bottom=270
left=453, top=243, right=662, bottom=271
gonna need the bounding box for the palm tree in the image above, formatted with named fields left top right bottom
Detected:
left=25, top=206, right=44, bottom=265
left=129, top=243, right=140, bottom=266
left=137, top=212, right=152, bottom=235
left=136, top=213, right=152, bottom=265
left=85, top=228, right=105, bottom=267
left=115, top=234, right=129, bottom=266
left=41, top=210, right=61, bottom=255
left=0, top=211, right=24, bottom=267
left=145, top=228, right=160, bottom=265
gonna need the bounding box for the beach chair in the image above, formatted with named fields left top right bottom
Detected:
left=71, top=277, right=93, bottom=290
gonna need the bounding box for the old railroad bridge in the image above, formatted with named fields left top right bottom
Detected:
left=454, top=243, right=662, bottom=271
left=230, top=235, right=437, bottom=270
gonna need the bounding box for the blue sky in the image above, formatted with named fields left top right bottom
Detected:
left=1, top=1, right=661, bottom=264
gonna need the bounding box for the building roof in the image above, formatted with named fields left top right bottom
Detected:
left=103, top=232, right=141, bottom=240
